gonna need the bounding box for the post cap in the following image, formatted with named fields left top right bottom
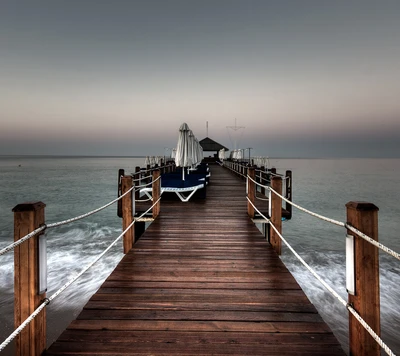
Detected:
left=12, top=201, right=46, bottom=212
left=345, top=201, right=379, bottom=211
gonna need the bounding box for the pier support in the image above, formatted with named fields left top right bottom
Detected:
left=152, top=169, right=161, bottom=219
left=285, top=170, right=292, bottom=219
left=260, top=166, right=266, bottom=196
left=247, top=167, right=255, bottom=218
left=13, top=202, right=47, bottom=356
left=134, top=166, right=141, bottom=202
left=270, top=176, right=282, bottom=255
left=346, top=202, right=380, bottom=356
left=121, top=176, right=134, bottom=253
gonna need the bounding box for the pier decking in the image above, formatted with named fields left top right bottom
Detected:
left=45, top=165, right=345, bottom=355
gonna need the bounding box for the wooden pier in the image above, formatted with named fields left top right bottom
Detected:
left=44, top=164, right=345, bottom=355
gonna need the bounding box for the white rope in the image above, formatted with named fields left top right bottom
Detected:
left=47, top=185, right=134, bottom=228
left=346, top=224, right=400, bottom=261
left=246, top=196, right=396, bottom=356
left=0, top=225, right=46, bottom=257
left=135, top=197, right=152, bottom=202
left=0, top=184, right=137, bottom=257
left=0, top=298, right=49, bottom=352
left=248, top=174, right=400, bottom=261
left=0, top=196, right=161, bottom=351
left=224, top=162, right=247, bottom=179
left=0, top=176, right=162, bottom=257
left=247, top=174, right=345, bottom=227
left=269, top=184, right=345, bottom=227
left=132, top=174, right=152, bottom=182
left=135, top=175, right=161, bottom=190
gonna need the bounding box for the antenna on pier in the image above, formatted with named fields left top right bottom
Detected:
left=226, top=118, right=245, bottom=150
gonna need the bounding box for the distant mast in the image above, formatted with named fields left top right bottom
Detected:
left=226, top=118, right=245, bottom=151
left=206, top=121, right=209, bottom=137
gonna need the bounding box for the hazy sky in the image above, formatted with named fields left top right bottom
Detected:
left=1, top=0, right=399, bottom=157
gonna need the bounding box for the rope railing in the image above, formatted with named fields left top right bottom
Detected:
left=132, top=173, right=152, bottom=183
left=134, top=175, right=161, bottom=202
left=246, top=196, right=396, bottom=356
left=247, top=174, right=400, bottom=261
left=138, top=163, right=175, bottom=175
left=254, top=170, right=271, bottom=184
left=0, top=196, right=161, bottom=352
left=0, top=185, right=135, bottom=257
left=223, top=161, right=247, bottom=179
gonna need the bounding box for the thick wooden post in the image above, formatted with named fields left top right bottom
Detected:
left=346, top=202, right=380, bottom=356
left=152, top=169, right=161, bottom=219
left=117, top=169, right=125, bottom=218
left=13, top=202, right=47, bottom=356
left=270, top=176, right=282, bottom=255
left=285, top=170, right=292, bottom=219
left=121, top=176, right=134, bottom=253
left=134, top=166, right=141, bottom=201
left=247, top=167, right=255, bottom=218
left=260, top=166, right=266, bottom=196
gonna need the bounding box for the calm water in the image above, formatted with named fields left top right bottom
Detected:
left=0, top=156, right=399, bottom=355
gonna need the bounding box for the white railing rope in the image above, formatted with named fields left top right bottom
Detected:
left=246, top=196, right=396, bottom=356
left=0, top=298, right=48, bottom=352
left=247, top=174, right=400, bottom=261
left=132, top=173, right=152, bottom=182
left=0, top=225, right=47, bottom=257
left=0, top=186, right=135, bottom=257
left=0, top=196, right=161, bottom=352
left=346, top=223, right=400, bottom=261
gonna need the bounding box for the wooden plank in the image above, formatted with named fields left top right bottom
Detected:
left=46, top=341, right=345, bottom=355
left=55, top=330, right=343, bottom=345
left=45, top=164, right=345, bottom=355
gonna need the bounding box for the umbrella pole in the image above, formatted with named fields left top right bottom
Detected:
left=182, top=168, right=185, bottom=181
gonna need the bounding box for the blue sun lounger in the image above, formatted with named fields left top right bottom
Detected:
left=140, top=173, right=207, bottom=202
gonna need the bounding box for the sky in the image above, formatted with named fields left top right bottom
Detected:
left=1, top=0, right=400, bottom=158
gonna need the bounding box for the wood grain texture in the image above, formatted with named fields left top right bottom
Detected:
left=45, top=165, right=345, bottom=355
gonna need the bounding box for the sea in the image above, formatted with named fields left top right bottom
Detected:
left=0, top=156, right=399, bottom=355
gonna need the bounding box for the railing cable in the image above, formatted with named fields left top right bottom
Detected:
left=0, top=196, right=161, bottom=352
left=0, top=186, right=135, bottom=257
left=246, top=196, right=396, bottom=356
left=247, top=174, right=400, bottom=261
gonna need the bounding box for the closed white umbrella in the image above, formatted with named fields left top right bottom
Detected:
left=175, top=122, right=192, bottom=180
left=190, top=132, right=200, bottom=168
left=218, top=149, right=226, bottom=161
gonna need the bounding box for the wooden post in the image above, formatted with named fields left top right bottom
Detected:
left=259, top=166, right=264, bottom=195
left=247, top=167, right=255, bottom=218
left=117, top=169, right=125, bottom=218
left=13, top=202, right=47, bottom=356
left=134, top=166, right=141, bottom=202
left=270, top=176, right=282, bottom=255
left=285, top=170, right=292, bottom=219
left=346, top=202, right=380, bottom=356
left=121, top=176, right=134, bottom=253
left=152, top=169, right=161, bottom=219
